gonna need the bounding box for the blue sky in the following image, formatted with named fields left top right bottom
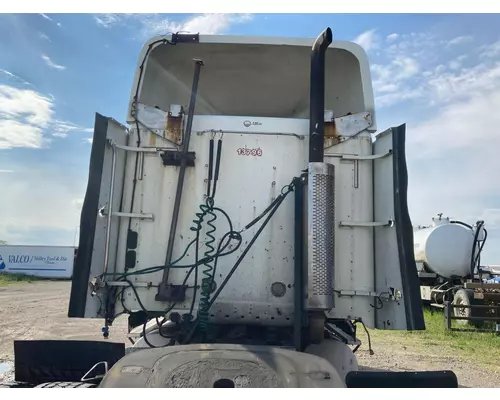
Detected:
left=0, top=13, right=499, bottom=264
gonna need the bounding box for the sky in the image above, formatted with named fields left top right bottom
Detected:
left=0, top=13, right=499, bottom=264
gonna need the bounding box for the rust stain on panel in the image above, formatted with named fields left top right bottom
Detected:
left=165, top=113, right=184, bottom=145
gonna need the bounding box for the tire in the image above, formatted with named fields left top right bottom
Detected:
left=35, top=381, right=96, bottom=388
left=452, top=289, right=484, bottom=328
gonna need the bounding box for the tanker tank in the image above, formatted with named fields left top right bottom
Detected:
left=413, top=215, right=476, bottom=279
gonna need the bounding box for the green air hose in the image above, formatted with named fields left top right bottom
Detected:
left=192, top=137, right=222, bottom=333
left=195, top=198, right=217, bottom=332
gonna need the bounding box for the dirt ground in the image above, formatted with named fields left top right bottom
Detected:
left=0, top=281, right=498, bottom=388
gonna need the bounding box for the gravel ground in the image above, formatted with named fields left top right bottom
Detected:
left=0, top=281, right=498, bottom=388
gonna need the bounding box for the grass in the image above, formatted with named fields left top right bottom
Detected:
left=0, top=272, right=47, bottom=286
left=362, top=308, right=500, bottom=371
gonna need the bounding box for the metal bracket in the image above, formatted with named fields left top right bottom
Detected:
left=340, top=150, right=392, bottom=160
left=161, top=150, right=196, bottom=167
left=324, top=150, right=392, bottom=160
left=99, top=207, right=154, bottom=221
left=196, top=129, right=305, bottom=140
left=324, top=321, right=360, bottom=346
left=339, top=220, right=394, bottom=228
left=115, top=143, right=160, bottom=153
left=106, top=281, right=154, bottom=288
left=155, top=283, right=187, bottom=302
left=336, top=288, right=402, bottom=301
left=172, top=32, right=199, bottom=44
left=112, top=212, right=154, bottom=221
left=81, top=361, right=109, bottom=382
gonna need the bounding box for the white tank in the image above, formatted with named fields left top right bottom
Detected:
left=413, top=215, right=475, bottom=279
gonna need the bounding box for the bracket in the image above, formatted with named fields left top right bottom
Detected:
left=336, top=288, right=402, bottom=301
left=161, top=150, right=196, bottom=167
left=99, top=207, right=154, bottom=221
left=339, top=219, right=394, bottom=228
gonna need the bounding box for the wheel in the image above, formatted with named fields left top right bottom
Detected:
left=452, top=289, right=484, bottom=328
left=35, top=381, right=96, bottom=388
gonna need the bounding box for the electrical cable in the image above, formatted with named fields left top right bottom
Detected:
left=182, top=181, right=296, bottom=344
left=209, top=185, right=294, bottom=309
left=354, top=318, right=374, bottom=355
left=112, top=159, right=296, bottom=344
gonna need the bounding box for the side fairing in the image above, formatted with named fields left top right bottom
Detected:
left=372, top=125, right=424, bottom=330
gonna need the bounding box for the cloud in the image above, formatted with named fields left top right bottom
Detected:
left=39, top=13, right=52, bottom=22
left=448, top=55, right=467, bottom=70
left=39, top=33, right=51, bottom=42
left=39, top=13, right=61, bottom=27
left=93, top=13, right=123, bottom=28
left=0, top=119, right=46, bottom=149
left=0, top=84, right=93, bottom=149
left=0, top=69, right=32, bottom=86
left=406, top=91, right=500, bottom=238
left=371, top=31, right=499, bottom=108
left=51, top=120, right=93, bottom=138
left=92, top=13, right=253, bottom=38
left=409, top=91, right=500, bottom=158
left=447, top=35, right=473, bottom=46
left=0, top=84, right=53, bottom=129
left=41, top=55, right=66, bottom=70
left=0, top=169, right=14, bottom=173
left=0, top=84, right=52, bottom=149
left=427, top=62, right=500, bottom=104
left=353, top=29, right=379, bottom=52
left=480, top=40, right=500, bottom=59
left=371, top=56, right=421, bottom=106
left=386, top=33, right=399, bottom=42
left=0, top=162, right=86, bottom=245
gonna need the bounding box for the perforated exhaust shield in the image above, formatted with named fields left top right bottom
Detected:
left=307, top=162, right=335, bottom=310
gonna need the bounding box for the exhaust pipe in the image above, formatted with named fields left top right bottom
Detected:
left=303, top=28, right=335, bottom=316
left=309, top=27, right=333, bottom=163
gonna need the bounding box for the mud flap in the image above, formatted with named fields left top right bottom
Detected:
left=345, top=370, right=458, bottom=388
left=373, top=124, right=425, bottom=330
left=14, top=340, right=125, bottom=384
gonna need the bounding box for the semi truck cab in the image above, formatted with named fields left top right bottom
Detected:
left=12, top=28, right=460, bottom=389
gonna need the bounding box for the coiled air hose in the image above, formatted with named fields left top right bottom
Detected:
left=193, top=137, right=223, bottom=333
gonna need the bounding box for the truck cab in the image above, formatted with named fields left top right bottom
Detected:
left=47, top=28, right=437, bottom=388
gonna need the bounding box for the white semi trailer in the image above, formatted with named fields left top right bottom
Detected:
left=11, top=28, right=459, bottom=388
